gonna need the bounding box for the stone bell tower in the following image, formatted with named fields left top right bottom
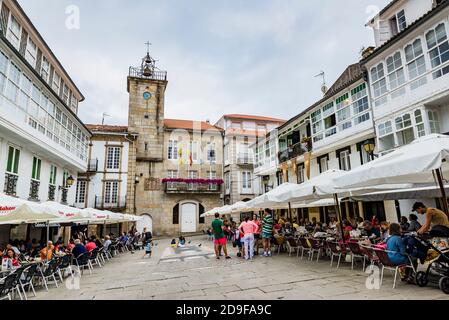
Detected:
left=126, top=45, right=168, bottom=221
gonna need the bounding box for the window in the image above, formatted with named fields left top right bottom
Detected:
left=386, top=52, right=405, bottom=90
left=405, top=39, right=426, bottom=80
left=241, top=171, right=252, bottom=192
left=371, top=63, right=387, bottom=98
left=104, top=181, right=118, bottom=205
left=322, top=102, right=334, bottom=117
left=70, top=93, right=78, bottom=113
left=25, top=38, right=38, bottom=67
left=395, top=114, right=412, bottom=130
left=318, top=155, right=329, bottom=173
left=396, top=10, right=407, bottom=32
left=426, top=24, right=449, bottom=72
left=338, top=148, right=351, bottom=171
left=351, top=83, right=367, bottom=101
left=52, top=71, right=61, bottom=94
left=353, top=97, right=369, bottom=115
left=225, top=172, right=230, bottom=192
left=187, top=170, right=198, bottom=190
left=231, top=122, right=242, bottom=129
left=62, top=84, right=70, bottom=105
left=354, top=112, right=370, bottom=125
left=207, top=142, right=216, bottom=163
left=207, top=171, right=217, bottom=190
left=173, top=204, right=179, bottom=224
left=40, top=57, right=50, bottom=82
left=335, top=93, right=349, bottom=110
left=257, top=124, right=266, bottom=132
left=189, top=141, right=198, bottom=162
left=311, top=110, right=322, bottom=123
left=324, top=114, right=336, bottom=129
left=6, top=146, right=20, bottom=174
left=106, top=146, right=121, bottom=170
left=31, top=156, right=41, bottom=181
left=337, top=106, right=351, bottom=122
left=428, top=110, right=441, bottom=134
left=297, top=163, right=305, bottom=184
left=166, top=170, right=178, bottom=189
left=49, top=165, right=57, bottom=185
left=6, top=15, right=21, bottom=50
left=168, top=140, right=178, bottom=160
left=312, top=121, right=323, bottom=134
left=0, top=52, right=9, bottom=94
left=395, top=114, right=414, bottom=146
left=75, top=180, right=86, bottom=204
left=6, top=62, right=20, bottom=103
left=414, top=110, right=426, bottom=137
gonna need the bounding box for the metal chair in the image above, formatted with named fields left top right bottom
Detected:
left=0, top=272, right=22, bottom=300
left=286, top=238, right=299, bottom=256
left=374, top=248, right=416, bottom=289
left=326, top=240, right=345, bottom=269
left=347, top=241, right=367, bottom=271
left=35, top=259, right=60, bottom=291
left=58, top=254, right=74, bottom=279
left=297, top=237, right=312, bottom=260
left=19, top=264, right=38, bottom=300
left=89, top=248, right=102, bottom=268
left=75, top=252, right=92, bottom=275
left=308, top=238, right=324, bottom=262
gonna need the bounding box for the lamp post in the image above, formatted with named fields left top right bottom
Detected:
left=362, top=140, right=376, bottom=160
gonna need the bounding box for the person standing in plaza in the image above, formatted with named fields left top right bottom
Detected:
left=262, top=209, right=274, bottom=257
left=239, top=216, right=258, bottom=260
left=211, top=213, right=231, bottom=260
left=253, top=214, right=262, bottom=256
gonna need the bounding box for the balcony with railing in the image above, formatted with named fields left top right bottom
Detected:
left=278, top=140, right=312, bottom=164
left=236, top=153, right=254, bottom=166
left=87, top=159, right=98, bottom=172
left=94, top=196, right=127, bottom=212
left=28, top=180, right=40, bottom=201
left=163, top=178, right=223, bottom=194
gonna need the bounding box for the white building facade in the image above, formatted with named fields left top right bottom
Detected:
left=364, top=0, right=449, bottom=216
left=0, top=0, right=89, bottom=207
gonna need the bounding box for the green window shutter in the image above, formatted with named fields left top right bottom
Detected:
left=32, top=157, right=36, bottom=179
left=36, top=159, right=41, bottom=180
left=6, top=146, right=14, bottom=172
left=13, top=149, right=20, bottom=174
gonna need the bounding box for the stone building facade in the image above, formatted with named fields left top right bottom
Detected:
left=125, top=52, right=223, bottom=237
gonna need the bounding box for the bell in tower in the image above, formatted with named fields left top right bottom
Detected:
left=142, top=41, right=156, bottom=77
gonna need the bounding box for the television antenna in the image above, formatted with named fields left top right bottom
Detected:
left=314, top=71, right=328, bottom=95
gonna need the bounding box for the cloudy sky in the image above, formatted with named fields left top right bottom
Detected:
left=19, top=0, right=390, bottom=125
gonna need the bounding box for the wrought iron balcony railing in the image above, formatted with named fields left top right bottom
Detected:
left=61, top=187, right=68, bottom=205
left=48, top=185, right=56, bottom=201
left=129, top=67, right=167, bottom=81
left=3, top=173, right=18, bottom=196
left=278, top=141, right=312, bottom=164
left=29, top=180, right=40, bottom=201
left=163, top=182, right=222, bottom=194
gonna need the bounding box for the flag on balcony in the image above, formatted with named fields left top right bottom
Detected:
left=189, top=151, right=193, bottom=167
left=179, top=147, right=183, bottom=166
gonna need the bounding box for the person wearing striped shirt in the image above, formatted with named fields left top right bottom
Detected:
left=261, top=209, right=274, bottom=257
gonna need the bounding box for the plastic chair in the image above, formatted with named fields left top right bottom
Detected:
left=308, top=238, right=324, bottom=262
left=327, top=241, right=345, bottom=269
left=374, top=248, right=416, bottom=289
left=58, top=254, right=74, bottom=279
left=0, top=272, right=21, bottom=300
left=75, top=252, right=92, bottom=276
left=89, top=248, right=102, bottom=268
left=35, top=259, right=60, bottom=291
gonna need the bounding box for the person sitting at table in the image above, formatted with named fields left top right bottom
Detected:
left=85, top=236, right=97, bottom=252
left=407, top=214, right=422, bottom=232
left=40, top=241, right=54, bottom=261
left=342, top=220, right=353, bottom=243
left=292, top=219, right=300, bottom=232
left=356, top=217, right=364, bottom=230
left=6, top=242, right=20, bottom=256
left=313, top=222, right=323, bottom=234
left=4, top=249, right=20, bottom=269
left=283, top=223, right=293, bottom=237
left=400, top=216, right=410, bottom=232
left=328, top=217, right=338, bottom=230
left=386, top=223, right=415, bottom=282
left=380, top=222, right=390, bottom=241
left=273, top=220, right=282, bottom=233
left=71, top=239, right=87, bottom=258
left=103, top=236, right=112, bottom=251
left=362, top=221, right=381, bottom=243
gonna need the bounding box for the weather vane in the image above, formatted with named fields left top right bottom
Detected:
left=145, top=41, right=152, bottom=54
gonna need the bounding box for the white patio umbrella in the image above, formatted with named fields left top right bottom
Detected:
left=334, top=134, right=449, bottom=214
left=228, top=201, right=252, bottom=214
left=201, top=207, right=221, bottom=218
left=40, top=201, right=89, bottom=223
left=0, top=193, right=59, bottom=225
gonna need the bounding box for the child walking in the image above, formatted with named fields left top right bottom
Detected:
left=142, top=239, right=152, bottom=258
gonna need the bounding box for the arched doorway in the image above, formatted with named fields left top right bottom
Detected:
left=181, top=202, right=197, bottom=233
left=136, top=214, right=153, bottom=234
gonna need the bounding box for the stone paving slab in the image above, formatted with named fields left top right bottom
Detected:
left=30, top=236, right=449, bottom=300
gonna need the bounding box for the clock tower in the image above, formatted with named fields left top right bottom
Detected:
left=126, top=48, right=168, bottom=220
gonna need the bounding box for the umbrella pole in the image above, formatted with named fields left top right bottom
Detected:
left=288, top=202, right=292, bottom=223
left=435, top=168, right=449, bottom=217
left=333, top=194, right=345, bottom=241
left=46, top=221, right=50, bottom=243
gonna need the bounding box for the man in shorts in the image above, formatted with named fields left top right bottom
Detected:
left=211, top=213, right=231, bottom=260
left=262, top=208, right=274, bottom=257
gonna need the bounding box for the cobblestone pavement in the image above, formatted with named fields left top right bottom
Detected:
left=31, top=236, right=449, bottom=300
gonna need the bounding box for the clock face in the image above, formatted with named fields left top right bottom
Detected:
left=143, top=91, right=152, bottom=100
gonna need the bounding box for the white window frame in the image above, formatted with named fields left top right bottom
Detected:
left=104, top=181, right=118, bottom=205
left=404, top=38, right=427, bottom=80
left=25, top=37, right=38, bottom=68
left=386, top=51, right=406, bottom=90
left=370, top=63, right=388, bottom=98
left=75, top=180, right=87, bottom=204
left=106, top=146, right=121, bottom=170
left=241, top=171, right=252, bottom=193
left=338, top=149, right=351, bottom=171
left=168, top=140, right=178, bottom=160
left=6, top=14, right=21, bottom=50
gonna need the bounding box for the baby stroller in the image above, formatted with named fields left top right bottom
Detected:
left=412, top=225, right=449, bottom=294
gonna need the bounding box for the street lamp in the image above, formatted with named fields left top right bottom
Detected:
left=66, top=175, right=75, bottom=187
left=363, top=140, right=377, bottom=159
